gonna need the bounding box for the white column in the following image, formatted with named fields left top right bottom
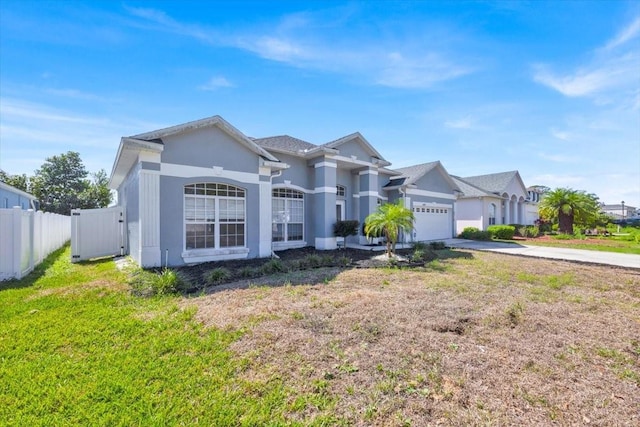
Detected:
left=258, top=181, right=273, bottom=257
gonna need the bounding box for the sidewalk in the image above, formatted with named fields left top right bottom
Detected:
left=444, top=239, right=640, bottom=269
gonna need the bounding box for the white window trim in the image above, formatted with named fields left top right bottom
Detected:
left=272, top=190, right=305, bottom=244
left=182, top=184, right=247, bottom=261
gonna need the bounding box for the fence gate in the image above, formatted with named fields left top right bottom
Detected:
left=71, top=206, right=125, bottom=262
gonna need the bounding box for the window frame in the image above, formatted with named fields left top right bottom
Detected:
left=183, top=183, right=246, bottom=252
left=272, top=188, right=305, bottom=246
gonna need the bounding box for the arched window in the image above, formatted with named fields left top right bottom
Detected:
left=184, top=183, right=245, bottom=250
left=489, top=203, right=496, bottom=225
left=272, top=188, right=304, bottom=242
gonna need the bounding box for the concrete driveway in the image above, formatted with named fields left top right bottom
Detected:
left=444, top=239, right=640, bottom=269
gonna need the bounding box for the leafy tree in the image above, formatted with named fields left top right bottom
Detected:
left=364, top=200, right=415, bottom=258
left=0, top=170, right=31, bottom=193
left=31, top=151, right=112, bottom=214
left=80, top=169, right=112, bottom=210
left=539, top=188, right=601, bottom=234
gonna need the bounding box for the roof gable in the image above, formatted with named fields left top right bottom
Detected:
left=322, top=132, right=389, bottom=165
left=462, top=170, right=527, bottom=195
left=132, top=115, right=279, bottom=162
left=451, top=176, right=498, bottom=199
left=252, top=135, right=317, bottom=154
left=389, top=161, right=461, bottom=192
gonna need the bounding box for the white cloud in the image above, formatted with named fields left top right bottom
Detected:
left=198, top=76, right=234, bottom=91
left=125, top=6, right=473, bottom=89
left=530, top=173, right=584, bottom=187
left=444, top=117, right=474, bottom=129
left=537, top=152, right=578, bottom=163
left=603, top=16, right=640, bottom=51
left=533, top=16, right=640, bottom=101
left=550, top=128, right=571, bottom=141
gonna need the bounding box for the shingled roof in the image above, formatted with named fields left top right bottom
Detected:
left=385, top=161, right=461, bottom=192
left=450, top=176, right=497, bottom=198
left=461, top=171, right=520, bottom=194
left=252, top=135, right=318, bottom=153
left=390, top=162, right=441, bottom=186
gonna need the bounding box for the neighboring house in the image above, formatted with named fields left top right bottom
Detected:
left=601, top=203, right=637, bottom=220
left=524, top=186, right=546, bottom=225
left=451, top=170, right=530, bottom=234
left=108, top=115, right=461, bottom=267
left=0, top=181, right=39, bottom=210
left=384, top=162, right=461, bottom=243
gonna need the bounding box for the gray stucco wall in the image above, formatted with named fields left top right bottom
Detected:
left=335, top=141, right=371, bottom=163
left=414, top=169, right=454, bottom=194
left=159, top=175, right=261, bottom=266
left=271, top=153, right=312, bottom=190
left=161, top=126, right=259, bottom=173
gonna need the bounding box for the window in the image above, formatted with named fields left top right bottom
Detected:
left=272, top=188, right=304, bottom=242
left=489, top=203, right=496, bottom=225
left=184, top=183, right=245, bottom=250
left=336, top=185, right=346, bottom=197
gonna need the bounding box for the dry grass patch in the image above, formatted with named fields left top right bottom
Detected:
left=183, top=251, right=640, bottom=426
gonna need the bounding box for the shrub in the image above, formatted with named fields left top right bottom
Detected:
left=335, top=256, right=352, bottom=267
left=333, top=220, right=359, bottom=238
left=487, top=225, right=516, bottom=240
left=238, top=266, right=260, bottom=278
left=261, top=258, right=287, bottom=275
left=458, top=227, right=491, bottom=241
left=411, top=248, right=437, bottom=263
left=204, top=267, right=231, bottom=286
left=411, top=241, right=428, bottom=251
left=525, top=225, right=539, bottom=238
left=129, top=268, right=186, bottom=297
left=429, top=241, right=446, bottom=250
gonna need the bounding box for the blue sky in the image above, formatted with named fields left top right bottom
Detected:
left=1, top=1, right=639, bottom=207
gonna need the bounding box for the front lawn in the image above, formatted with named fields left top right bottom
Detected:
left=1, top=245, right=639, bottom=425
left=520, top=234, right=640, bottom=255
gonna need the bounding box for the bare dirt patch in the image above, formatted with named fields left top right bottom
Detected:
left=182, top=251, right=640, bottom=426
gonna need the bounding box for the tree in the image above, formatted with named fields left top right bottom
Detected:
left=31, top=151, right=112, bottom=214
left=364, top=200, right=415, bottom=258
left=0, top=170, right=31, bottom=193
left=539, top=188, right=601, bottom=234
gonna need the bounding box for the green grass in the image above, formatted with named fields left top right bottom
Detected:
left=0, top=245, right=338, bottom=426
left=522, top=238, right=640, bottom=255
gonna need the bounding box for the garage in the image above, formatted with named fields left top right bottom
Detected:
left=412, top=202, right=453, bottom=241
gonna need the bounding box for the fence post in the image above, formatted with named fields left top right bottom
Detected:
left=28, top=209, right=35, bottom=275
left=12, top=207, right=22, bottom=280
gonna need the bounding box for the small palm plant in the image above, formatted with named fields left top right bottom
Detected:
left=364, top=200, right=415, bottom=258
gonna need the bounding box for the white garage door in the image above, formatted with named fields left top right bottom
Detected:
left=412, top=203, right=453, bottom=241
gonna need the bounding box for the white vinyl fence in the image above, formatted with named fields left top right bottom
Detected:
left=0, top=207, right=71, bottom=281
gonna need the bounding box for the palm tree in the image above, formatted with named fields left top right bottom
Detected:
left=539, top=188, right=600, bottom=234
left=364, top=200, right=415, bottom=258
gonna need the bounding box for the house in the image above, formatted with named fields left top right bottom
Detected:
left=0, top=181, right=39, bottom=210
left=108, top=115, right=461, bottom=267
left=601, top=203, right=637, bottom=220
left=451, top=170, right=532, bottom=234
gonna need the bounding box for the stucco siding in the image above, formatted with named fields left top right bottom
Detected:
left=271, top=153, right=312, bottom=191
left=414, top=169, right=455, bottom=194
left=335, top=141, right=371, bottom=163
left=159, top=175, right=261, bottom=266
left=161, top=127, right=259, bottom=174
left=455, top=198, right=484, bottom=235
